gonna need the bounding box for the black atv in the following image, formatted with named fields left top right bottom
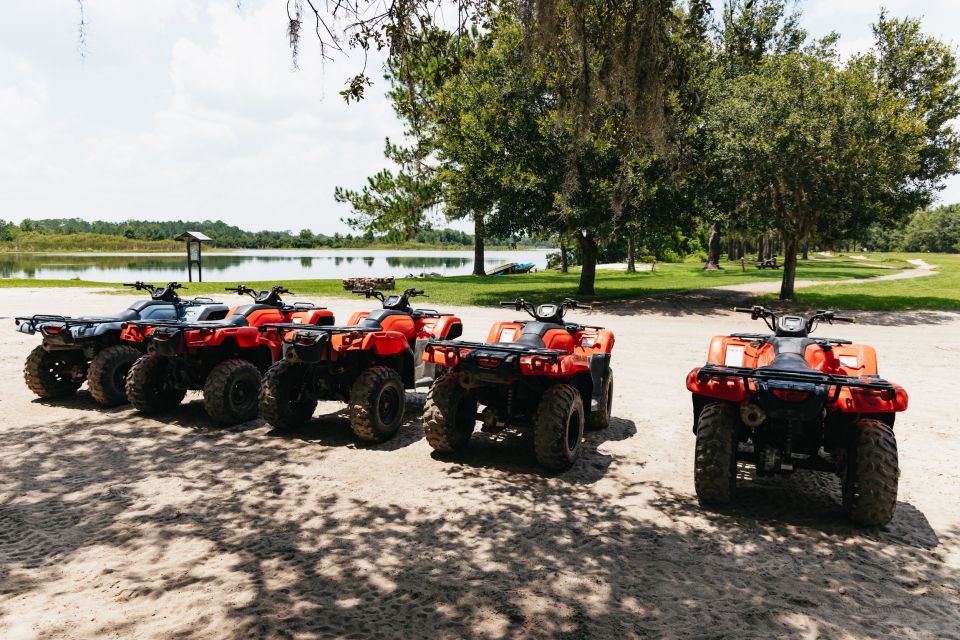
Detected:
left=15, top=282, right=228, bottom=406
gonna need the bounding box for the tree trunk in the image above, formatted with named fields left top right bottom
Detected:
left=727, top=237, right=736, bottom=262
left=626, top=235, right=636, bottom=273
left=472, top=215, right=486, bottom=276
left=577, top=232, right=597, bottom=296
left=559, top=234, right=569, bottom=273
left=802, top=239, right=809, bottom=260
left=704, top=222, right=722, bottom=270
left=739, top=239, right=747, bottom=259
left=779, top=236, right=800, bottom=300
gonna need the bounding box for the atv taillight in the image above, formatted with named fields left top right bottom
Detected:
left=14, top=319, right=20, bottom=326
left=44, top=326, right=62, bottom=335
left=296, top=333, right=318, bottom=346
left=477, top=357, right=501, bottom=369
left=771, top=389, right=810, bottom=402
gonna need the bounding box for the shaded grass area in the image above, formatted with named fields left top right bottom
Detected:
left=765, top=253, right=960, bottom=312
left=0, top=257, right=903, bottom=305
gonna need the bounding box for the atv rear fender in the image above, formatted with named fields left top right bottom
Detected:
left=347, top=310, right=369, bottom=325
left=417, top=315, right=463, bottom=340
left=706, top=334, right=880, bottom=376
left=686, top=367, right=748, bottom=402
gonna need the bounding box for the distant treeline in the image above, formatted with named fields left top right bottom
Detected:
left=0, top=218, right=546, bottom=250
left=866, top=204, right=960, bottom=253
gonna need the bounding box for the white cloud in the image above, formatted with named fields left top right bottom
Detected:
left=0, top=0, right=403, bottom=233
left=1, top=1, right=959, bottom=233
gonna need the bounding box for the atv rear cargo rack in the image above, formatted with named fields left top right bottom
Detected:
left=697, top=363, right=894, bottom=392
left=411, top=309, right=453, bottom=318
left=16, top=314, right=119, bottom=331
left=259, top=323, right=378, bottom=345
left=425, top=338, right=565, bottom=360
left=729, top=333, right=853, bottom=346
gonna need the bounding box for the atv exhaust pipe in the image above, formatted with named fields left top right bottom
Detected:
left=740, top=403, right=766, bottom=428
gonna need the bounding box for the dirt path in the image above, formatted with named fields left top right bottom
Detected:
left=706, top=258, right=937, bottom=296
left=1, top=289, right=958, bottom=639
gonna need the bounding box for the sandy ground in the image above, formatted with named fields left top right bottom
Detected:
left=1, top=287, right=959, bottom=639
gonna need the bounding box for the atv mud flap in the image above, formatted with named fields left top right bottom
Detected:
left=589, top=354, right=612, bottom=412
left=149, top=329, right=183, bottom=357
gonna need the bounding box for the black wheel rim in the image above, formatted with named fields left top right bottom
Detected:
left=231, top=378, right=257, bottom=412
left=48, top=356, right=74, bottom=383
left=566, top=409, right=583, bottom=452
left=377, top=386, right=402, bottom=425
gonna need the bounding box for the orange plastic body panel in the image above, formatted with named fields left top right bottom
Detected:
left=485, top=322, right=526, bottom=343
left=689, top=334, right=906, bottom=413
left=348, top=310, right=461, bottom=340
left=375, top=314, right=417, bottom=339
left=416, top=315, right=462, bottom=339
left=328, top=330, right=409, bottom=357
left=425, top=321, right=615, bottom=379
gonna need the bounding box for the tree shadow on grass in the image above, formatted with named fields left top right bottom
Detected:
left=1, top=413, right=958, bottom=639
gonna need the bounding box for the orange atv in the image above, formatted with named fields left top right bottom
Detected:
left=421, top=298, right=615, bottom=471
left=257, top=287, right=463, bottom=442
left=120, top=285, right=333, bottom=424
left=686, top=306, right=908, bottom=526
left=346, top=287, right=464, bottom=383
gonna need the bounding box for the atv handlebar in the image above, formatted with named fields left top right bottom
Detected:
left=500, top=298, right=590, bottom=322
left=123, top=281, right=155, bottom=291
left=733, top=306, right=857, bottom=335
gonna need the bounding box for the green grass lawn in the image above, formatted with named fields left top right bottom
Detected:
left=766, top=253, right=960, bottom=311
left=12, top=255, right=892, bottom=306
left=3, top=254, right=949, bottom=311
left=0, top=278, right=108, bottom=288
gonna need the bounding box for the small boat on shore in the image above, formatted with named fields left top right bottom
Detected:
left=486, top=262, right=536, bottom=276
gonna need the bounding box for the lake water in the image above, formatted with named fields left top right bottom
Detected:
left=0, top=249, right=551, bottom=282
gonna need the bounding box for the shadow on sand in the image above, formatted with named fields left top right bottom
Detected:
left=2, top=408, right=958, bottom=638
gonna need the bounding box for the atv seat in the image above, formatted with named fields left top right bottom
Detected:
left=233, top=304, right=279, bottom=317
left=84, top=309, right=142, bottom=323
left=359, top=309, right=408, bottom=328
left=497, top=322, right=569, bottom=350
left=761, top=337, right=817, bottom=371
left=186, top=315, right=250, bottom=329
left=761, top=352, right=814, bottom=371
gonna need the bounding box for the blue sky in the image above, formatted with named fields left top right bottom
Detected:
left=0, top=1, right=957, bottom=234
